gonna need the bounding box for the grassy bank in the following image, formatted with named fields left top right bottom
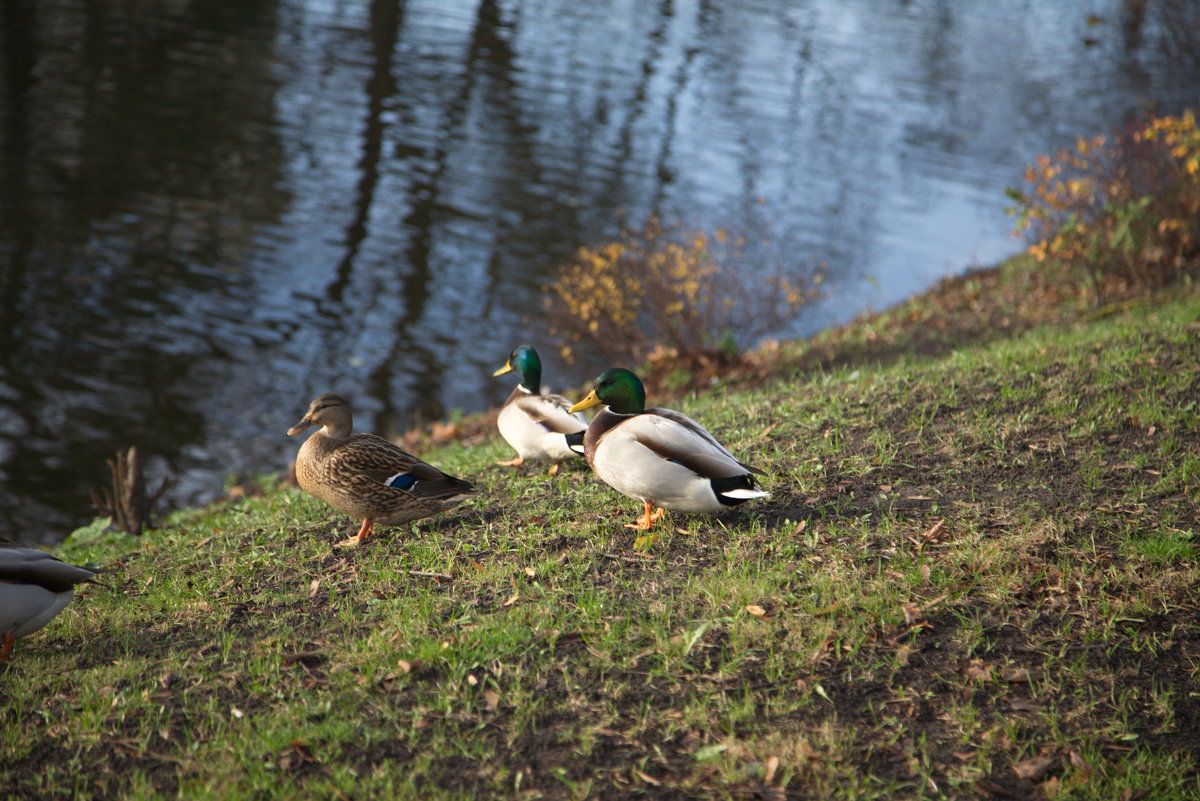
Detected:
left=2, top=265, right=1199, bottom=800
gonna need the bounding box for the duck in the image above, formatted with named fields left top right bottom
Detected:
left=287, top=393, right=475, bottom=547
left=568, top=367, right=769, bottom=532
left=0, top=543, right=101, bottom=661
left=492, top=345, right=587, bottom=475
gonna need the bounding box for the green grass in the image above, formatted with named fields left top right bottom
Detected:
left=2, top=280, right=1199, bottom=800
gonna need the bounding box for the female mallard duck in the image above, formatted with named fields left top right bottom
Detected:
left=0, top=543, right=101, bottom=661
left=492, top=345, right=587, bottom=474
left=569, top=368, right=769, bottom=531
left=288, top=393, right=475, bottom=547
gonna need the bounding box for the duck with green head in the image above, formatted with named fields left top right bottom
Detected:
left=492, top=345, right=587, bottom=474
left=288, top=394, right=475, bottom=547
left=569, top=368, right=769, bottom=531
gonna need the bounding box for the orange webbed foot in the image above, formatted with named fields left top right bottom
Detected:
left=623, top=501, right=665, bottom=530
left=336, top=519, right=374, bottom=548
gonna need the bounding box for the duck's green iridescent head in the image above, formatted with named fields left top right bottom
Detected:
left=569, top=367, right=646, bottom=415
left=492, top=345, right=542, bottom=391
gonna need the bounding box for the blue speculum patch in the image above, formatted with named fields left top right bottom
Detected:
left=385, top=473, right=416, bottom=490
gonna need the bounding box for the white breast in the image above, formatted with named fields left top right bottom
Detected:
left=0, top=582, right=75, bottom=638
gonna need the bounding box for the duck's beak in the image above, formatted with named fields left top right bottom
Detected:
left=492, top=361, right=515, bottom=377
left=287, top=416, right=314, bottom=436
left=568, top=390, right=602, bottom=414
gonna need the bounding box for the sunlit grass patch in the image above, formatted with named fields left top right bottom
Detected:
left=1123, top=529, right=1197, bottom=565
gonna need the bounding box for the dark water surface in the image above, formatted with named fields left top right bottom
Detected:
left=1, top=0, right=1197, bottom=543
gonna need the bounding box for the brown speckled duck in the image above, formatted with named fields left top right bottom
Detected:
left=0, top=543, right=101, bottom=661
left=287, top=394, right=475, bottom=547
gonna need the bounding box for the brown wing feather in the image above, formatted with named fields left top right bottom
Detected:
left=326, top=435, right=473, bottom=500
left=630, top=438, right=747, bottom=479
left=513, top=394, right=586, bottom=434
left=643, top=408, right=766, bottom=476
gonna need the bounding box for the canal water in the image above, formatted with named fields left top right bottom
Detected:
left=1, top=0, right=1197, bottom=543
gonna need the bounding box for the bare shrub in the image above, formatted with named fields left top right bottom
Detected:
left=543, top=217, right=822, bottom=371
left=1006, top=108, right=1200, bottom=297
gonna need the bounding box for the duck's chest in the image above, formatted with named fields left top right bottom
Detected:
left=294, top=436, right=346, bottom=502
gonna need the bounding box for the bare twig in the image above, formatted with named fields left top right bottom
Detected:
left=91, top=445, right=173, bottom=535
left=406, top=570, right=453, bottom=581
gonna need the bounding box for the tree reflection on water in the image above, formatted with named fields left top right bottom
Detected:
left=0, top=0, right=1195, bottom=542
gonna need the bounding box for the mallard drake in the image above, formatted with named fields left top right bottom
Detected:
left=569, top=368, right=769, bottom=531
left=492, top=345, right=587, bottom=474
left=287, top=393, right=475, bottom=547
left=0, top=544, right=101, bottom=661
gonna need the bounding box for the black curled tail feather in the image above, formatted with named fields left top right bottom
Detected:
left=710, top=474, right=762, bottom=507
left=410, top=475, right=475, bottom=501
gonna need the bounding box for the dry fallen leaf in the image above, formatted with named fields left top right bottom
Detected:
left=746, top=604, right=768, bottom=617
left=277, top=740, right=314, bottom=772
left=1002, top=667, right=1036, bottom=683
left=429, top=420, right=461, bottom=442
left=1008, top=698, right=1041, bottom=713
left=976, top=778, right=1012, bottom=796
left=811, top=634, right=835, bottom=662
left=1013, top=754, right=1055, bottom=781
left=764, top=754, right=780, bottom=784
left=483, top=689, right=500, bottom=711
left=921, top=519, right=946, bottom=539
left=634, top=769, right=661, bottom=786
left=964, top=660, right=993, bottom=682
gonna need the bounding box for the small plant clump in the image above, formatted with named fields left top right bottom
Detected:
left=1006, top=108, right=1200, bottom=296
left=543, top=217, right=822, bottom=370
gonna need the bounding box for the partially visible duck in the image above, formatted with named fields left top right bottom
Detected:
left=569, top=368, right=769, bottom=532
left=492, top=345, right=587, bottom=474
left=288, top=394, right=475, bottom=547
left=0, top=544, right=101, bottom=661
